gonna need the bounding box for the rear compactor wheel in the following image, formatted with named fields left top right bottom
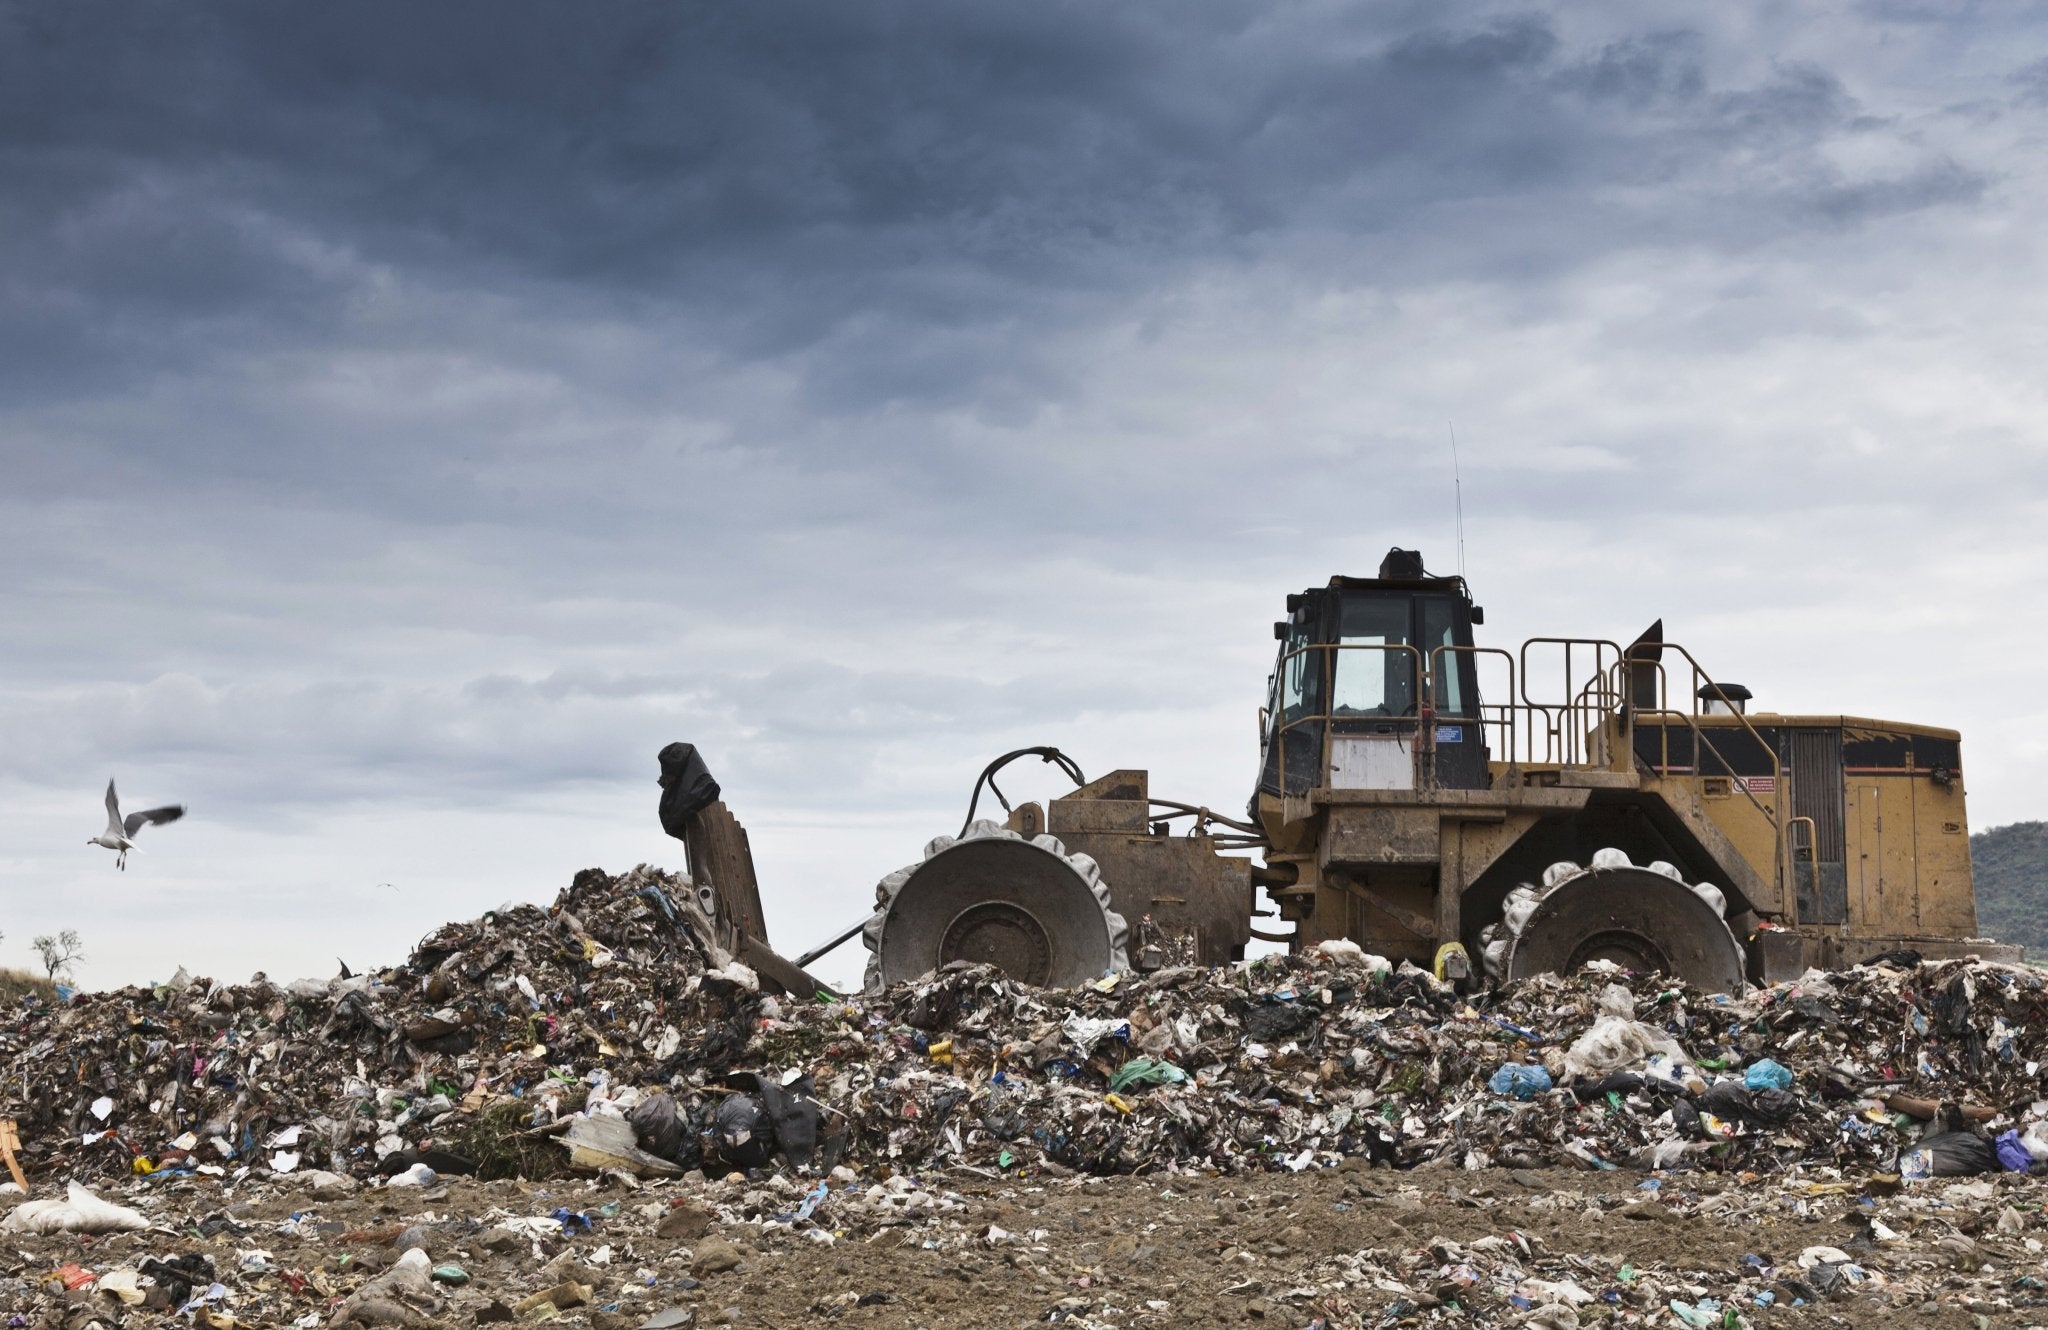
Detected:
left=862, top=819, right=1129, bottom=991
left=1481, top=849, right=1747, bottom=995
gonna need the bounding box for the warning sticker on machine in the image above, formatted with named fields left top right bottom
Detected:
left=1743, top=776, right=1777, bottom=793
left=1435, top=725, right=1465, bottom=743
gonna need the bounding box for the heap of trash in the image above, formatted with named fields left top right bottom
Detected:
left=0, top=866, right=732, bottom=1188
left=5, top=865, right=2048, bottom=1191
left=732, top=940, right=2048, bottom=1183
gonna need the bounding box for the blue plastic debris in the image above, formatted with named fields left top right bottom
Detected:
left=1743, top=1058, right=1794, bottom=1090
left=1488, top=1063, right=1553, bottom=1100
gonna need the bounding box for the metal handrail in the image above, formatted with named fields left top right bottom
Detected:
left=1430, top=644, right=1517, bottom=761
left=1786, top=815, right=1817, bottom=930
left=1619, top=644, right=1789, bottom=896
left=1263, top=630, right=1787, bottom=906
left=1518, top=637, right=1624, bottom=768
left=1270, top=635, right=1642, bottom=790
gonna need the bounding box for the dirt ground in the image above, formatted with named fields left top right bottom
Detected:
left=8, top=1162, right=2044, bottom=1329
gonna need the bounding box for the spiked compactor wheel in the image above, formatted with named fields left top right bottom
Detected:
left=863, top=820, right=1129, bottom=990
left=1489, top=851, right=1748, bottom=995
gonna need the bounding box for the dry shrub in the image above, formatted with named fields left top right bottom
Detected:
left=0, top=967, right=57, bottom=1005
left=453, top=1095, right=578, bottom=1182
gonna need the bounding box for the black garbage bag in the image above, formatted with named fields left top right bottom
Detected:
left=322, top=989, right=393, bottom=1040
left=657, top=742, right=721, bottom=837
left=709, top=1093, right=775, bottom=1170
left=1704, top=1083, right=1753, bottom=1121
left=1243, top=1001, right=1319, bottom=1042
left=1701, top=1080, right=1802, bottom=1127
left=630, top=1091, right=689, bottom=1163
left=139, top=1254, right=216, bottom=1305
left=761, top=1078, right=824, bottom=1169
left=1573, top=1070, right=1648, bottom=1101
left=728, top=1070, right=827, bottom=1170
left=1906, top=1130, right=1999, bottom=1178
left=1749, top=1088, right=1801, bottom=1125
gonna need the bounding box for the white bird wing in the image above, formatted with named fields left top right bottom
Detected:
left=104, top=780, right=123, bottom=838
left=124, top=804, right=185, bottom=837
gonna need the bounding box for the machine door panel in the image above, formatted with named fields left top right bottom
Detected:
left=1330, top=731, right=1415, bottom=790
left=1853, top=783, right=1885, bottom=923
left=1786, top=728, right=1848, bottom=925
left=1850, top=779, right=1918, bottom=932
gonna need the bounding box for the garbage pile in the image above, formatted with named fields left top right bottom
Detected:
left=6, top=861, right=2048, bottom=1192
left=0, top=865, right=740, bottom=1185
left=726, top=944, right=2048, bottom=1182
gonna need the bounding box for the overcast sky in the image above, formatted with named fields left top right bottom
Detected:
left=4, top=1, right=2045, bottom=991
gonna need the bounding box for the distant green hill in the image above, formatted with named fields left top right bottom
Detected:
left=1973, top=821, right=2048, bottom=955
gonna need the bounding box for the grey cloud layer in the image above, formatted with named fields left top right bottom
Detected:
left=3, top=1, right=2045, bottom=986
left=4, top=4, right=2024, bottom=428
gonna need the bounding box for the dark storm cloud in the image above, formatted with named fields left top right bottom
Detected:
left=1, top=1, right=2009, bottom=435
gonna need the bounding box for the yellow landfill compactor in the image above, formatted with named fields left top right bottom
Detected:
left=682, top=549, right=2014, bottom=997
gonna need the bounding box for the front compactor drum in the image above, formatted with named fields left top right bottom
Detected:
left=862, top=819, right=1129, bottom=991
left=1484, top=849, right=1747, bottom=995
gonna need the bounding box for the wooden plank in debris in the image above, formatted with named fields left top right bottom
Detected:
left=0, top=1118, right=26, bottom=1192
left=682, top=801, right=769, bottom=945
left=736, top=934, right=840, bottom=1002
left=558, top=1114, right=684, bottom=1179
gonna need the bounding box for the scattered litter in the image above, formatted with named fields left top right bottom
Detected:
left=2, top=866, right=2046, bottom=1326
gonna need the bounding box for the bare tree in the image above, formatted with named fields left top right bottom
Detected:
left=33, top=930, right=83, bottom=983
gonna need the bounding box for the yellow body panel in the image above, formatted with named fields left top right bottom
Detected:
left=1253, top=707, right=1991, bottom=973
left=1680, top=713, right=1977, bottom=940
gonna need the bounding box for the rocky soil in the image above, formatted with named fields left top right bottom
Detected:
left=8, top=1160, right=2045, bottom=1328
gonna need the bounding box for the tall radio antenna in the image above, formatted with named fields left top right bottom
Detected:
left=1448, top=422, right=1466, bottom=581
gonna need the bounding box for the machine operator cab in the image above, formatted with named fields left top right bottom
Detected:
left=1256, top=549, right=1488, bottom=801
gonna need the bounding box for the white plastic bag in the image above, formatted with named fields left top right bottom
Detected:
left=1561, top=1015, right=1691, bottom=1080
left=1, top=1181, right=151, bottom=1234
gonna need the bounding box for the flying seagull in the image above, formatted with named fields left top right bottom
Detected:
left=88, top=778, right=185, bottom=870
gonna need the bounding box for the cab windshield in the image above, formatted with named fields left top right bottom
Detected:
left=1332, top=595, right=1416, bottom=716
left=1256, top=586, right=1480, bottom=799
